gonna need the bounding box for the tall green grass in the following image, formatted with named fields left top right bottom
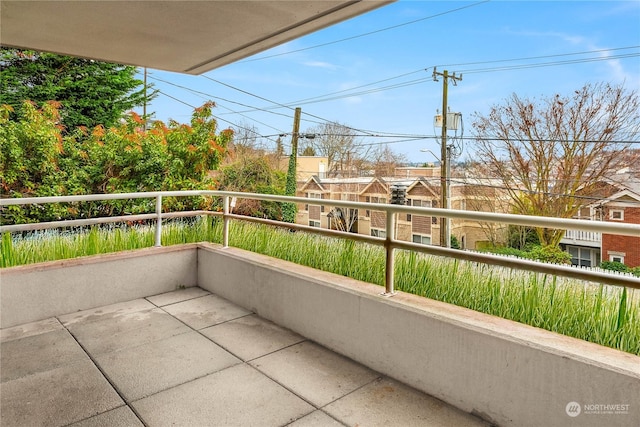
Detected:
left=2, top=218, right=638, bottom=355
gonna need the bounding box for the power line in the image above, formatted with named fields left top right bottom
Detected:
left=225, top=46, right=639, bottom=115
left=154, top=90, right=280, bottom=144
left=201, top=75, right=386, bottom=137
left=148, top=74, right=289, bottom=134
left=239, top=0, right=491, bottom=63
left=459, top=52, right=640, bottom=75
left=435, top=45, right=639, bottom=70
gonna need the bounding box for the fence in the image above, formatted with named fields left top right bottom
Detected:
left=2, top=190, right=640, bottom=291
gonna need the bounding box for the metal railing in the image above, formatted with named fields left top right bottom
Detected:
left=2, top=190, right=640, bottom=290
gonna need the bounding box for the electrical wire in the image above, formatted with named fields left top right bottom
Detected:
left=239, top=0, right=491, bottom=63
left=226, top=46, right=640, bottom=115
left=154, top=90, right=282, bottom=144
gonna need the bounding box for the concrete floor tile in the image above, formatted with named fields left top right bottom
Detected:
left=146, top=286, right=210, bottom=307
left=59, top=298, right=156, bottom=327
left=324, top=377, right=490, bottom=427
left=69, top=405, right=144, bottom=427
left=95, top=331, right=240, bottom=401
left=1, top=328, right=87, bottom=382
left=161, top=294, right=251, bottom=329
left=201, top=314, right=305, bottom=361
left=287, top=410, right=346, bottom=426
left=67, top=308, right=191, bottom=355
left=1, top=317, right=63, bottom=343
left=132, top=364, right=314, bottom=427
left=250, top=341, right=380, bottom=407
left=0, top=358, right=123, bottom=427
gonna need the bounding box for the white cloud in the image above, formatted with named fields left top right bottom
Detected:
left=303, top=61, right=338, bottom=70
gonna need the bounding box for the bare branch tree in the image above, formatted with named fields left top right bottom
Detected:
left=472, top=82, right=640, bottom=246
left=369, top=145, right=407, bottom=177
left=457, top=163, right=510, bottom=246
left=228, top=121, right=267, bottom=160
left=304, top=122, right=368, bottom=176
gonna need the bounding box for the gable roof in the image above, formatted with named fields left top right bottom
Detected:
left=406, top=177, right=439, bottom=197
left=299, top=175, right=327, bottom=193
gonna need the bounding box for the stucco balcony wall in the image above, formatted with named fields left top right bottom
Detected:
left=198, top=243, right=640, bottom=427
left=1, top=245, right=198, bottom=328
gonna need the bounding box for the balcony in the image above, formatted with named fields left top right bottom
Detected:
left=2, top=192, right=640, bottom=427
left=1, top=278, right=486, bottom=426
left=561, top=229, right=602, bottom=247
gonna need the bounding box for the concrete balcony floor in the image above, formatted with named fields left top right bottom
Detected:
left=1, top=287, right=488, bottom=427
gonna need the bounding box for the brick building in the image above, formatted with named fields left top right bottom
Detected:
left=600, top=189, right=640, bottom=267
left=560, top=172, right=640, bottom=268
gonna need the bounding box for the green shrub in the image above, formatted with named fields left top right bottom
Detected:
left=600, top=261, right=629, bottom=272
left=528, top=245, right=572, bottom=265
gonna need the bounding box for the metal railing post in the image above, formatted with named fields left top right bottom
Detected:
left=223, top=195, right=230, bottom=248
left=154, top=195, right=162, bottom=247
left=384, top=210, right=396, bottom=295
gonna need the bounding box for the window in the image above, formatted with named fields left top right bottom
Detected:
left=568, top=246, right=593, bottom=267
left=371, top=228, right=386, bottom=238
left=412, top=234, right=431, bottom=245
left=431, top=200, right=439, bottom=224
left=610, top=209, right=624, bottom=221
left=307, top=192, right=324, bottom=213
left=309, top=220, right=320, bottom=227
left=609, top=252, right=625, bottom=264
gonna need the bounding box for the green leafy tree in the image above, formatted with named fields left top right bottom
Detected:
left=218, top=156, right=285, bottom=219
left=281, top=152, right=298, bottom=223
left=1, top=101, right=231, bottom=224
left=0, top=48, right=154, bottom=132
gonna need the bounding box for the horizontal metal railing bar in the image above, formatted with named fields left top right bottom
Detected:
left=3, top=190, right=640, bottom=237
left=390, top=240, right=640, bottom=290
left=218, top=191, right=640, bottom=237
left=2, top=190, right=640, bottom=289
left=0, top=210, right=213, bottom=233
left=225, top=213, right=385, bottom=246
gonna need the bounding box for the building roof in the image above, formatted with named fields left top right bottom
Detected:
left=0, top=0, right=393, bottom=75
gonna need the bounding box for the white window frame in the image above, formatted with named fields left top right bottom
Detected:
left=307, top=192, right=324, bottom=213
left=412, top=234, right=431, bottom=245
left=609, top=254, right=625, bottom=264
left=609, top=209, right=624, bottom=221
left=309, top=220, right=321, bottom=228
left=371, top=228, right=386, bottom=238
left=568, top=246, right=595, bottom=267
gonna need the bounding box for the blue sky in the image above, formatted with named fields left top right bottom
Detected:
left=138, top=0, right=640, bottom=163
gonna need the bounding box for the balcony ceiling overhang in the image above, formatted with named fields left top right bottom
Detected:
left=0, top=0, right=393, bottom=75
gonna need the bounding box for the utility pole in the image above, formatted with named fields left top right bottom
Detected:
left=283, top=107, right=302, bottom=223
left=291, top=107, right=301, bottom=161
left=433, top=68, right=462, bottom=248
